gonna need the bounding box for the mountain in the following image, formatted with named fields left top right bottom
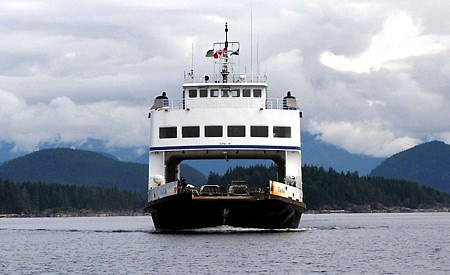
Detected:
left=301, top=132, right=384, bottom=175
left=207, top=164, right=450, bottom=210
left=0, top=148, right=207, bottom=195
left=0, top=142, right=23, bottom=164
left=370, top=141, right=450, bottom=193
left=0, top=131, right=384, bottom=176
left=174, top=132, right=385, bottom=176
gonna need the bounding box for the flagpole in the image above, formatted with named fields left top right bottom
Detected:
left=250, top=0, right=253, bottom=79
left=222, top=23, right=229, bottom=83
left=190, top=39, right=194, bottom=80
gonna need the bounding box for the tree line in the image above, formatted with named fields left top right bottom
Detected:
left=2, top=163, right=449, bottom=215
left=0, top=178, right=145, bottom=215
left=208, top=164, right=450, bottom=210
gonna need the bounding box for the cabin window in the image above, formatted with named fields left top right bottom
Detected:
left=188, top=89, right=197, bottom=98
left=230, top=89, right=240, bottom=97
left=273, top=126, right=291, bottom=138
left=210, top=89, right=219, bottom=97
left=228, top=126, right=245, bottom=137
left=205, top=125, right=223, bottom=137
left=182, top=126, right=200, bottom=138
left=200, top=89, right=208, bottom=97
left=243, top=89, right=251, bottom=97
left=221, top=89, right=230, bottom=97
left=251, top=126, right=268, bottom=137
left=159, top=127, right=177, bottom=139
left=253, top=89, right=262, bottom=98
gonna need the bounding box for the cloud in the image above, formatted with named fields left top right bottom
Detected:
left=262, top=49, right=308, bottom=97
left=320, top=12, right=446, bottom=73
left=308, top=120, right=420, bottom=157
left=0, top=1, right=450, bottom=159
left=0, top=89, right=148, bottom=152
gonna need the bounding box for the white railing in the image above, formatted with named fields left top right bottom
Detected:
left=152, top=98, right=299, bottom=110
left=184, top=72, right=267, bottom=84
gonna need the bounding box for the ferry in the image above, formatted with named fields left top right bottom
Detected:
left=145, top=24, right=306, bottom=230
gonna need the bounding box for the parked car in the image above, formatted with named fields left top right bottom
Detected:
left=228, top=184, right=250, bottom=196
left=199, top=185, right=223, bottom=196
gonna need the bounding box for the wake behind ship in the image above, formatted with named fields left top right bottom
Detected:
left=145, top=24, right=306, bottom=231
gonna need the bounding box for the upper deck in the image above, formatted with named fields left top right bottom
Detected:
left=151, top=80, right=299, bottom=111
left=148, top=22, right=300, bottom=153
left=147, top=23, right=304, bottom=193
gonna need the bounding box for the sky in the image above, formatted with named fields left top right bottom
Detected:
left=1, top=0, right=449, bottom=159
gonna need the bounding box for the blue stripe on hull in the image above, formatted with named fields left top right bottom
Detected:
left=149, top=145, right=301, bottom=151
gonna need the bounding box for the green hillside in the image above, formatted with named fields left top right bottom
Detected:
left=208, top=165, right=450, bottom=210
left=0, top=178, right=145, bottom=215
left=370, top=141, right=450, bottom=193
left=0, top=148, right=207, bottom=195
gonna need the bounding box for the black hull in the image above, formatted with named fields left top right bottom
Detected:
left=145, top=193, right=306, bottom=231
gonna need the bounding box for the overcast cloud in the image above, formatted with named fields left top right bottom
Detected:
left=1, top=0, right=449, bottom=158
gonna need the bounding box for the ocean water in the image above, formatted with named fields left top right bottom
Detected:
left=1, top=213, right=449, bottom=274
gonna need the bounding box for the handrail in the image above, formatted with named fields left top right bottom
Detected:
left=151, top=98, right=299, bottom=111
left=184, top=72, right=267, bottom=84
left=179, top=186, right=268, bottom=196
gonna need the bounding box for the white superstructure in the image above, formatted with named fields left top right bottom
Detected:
left=147, top=23, right=303, bottom=203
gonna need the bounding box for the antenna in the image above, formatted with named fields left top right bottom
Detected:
left=250, top=1, right=253, bottom=77
left=256, top=39, right=259, bottom=80
left=191, top=40, right=194, bottom=72
left=190, top=39, right=194, bottom=80
left=221, top=22, right=229, bottom=83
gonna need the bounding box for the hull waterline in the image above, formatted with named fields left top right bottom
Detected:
left=145, top=193, right=306, bottom=231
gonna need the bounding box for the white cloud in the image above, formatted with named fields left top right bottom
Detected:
left=0, top=89, right=148, bottom=152
left=308, top=120, right=420, bottom=157
left=0, top=1, right=449, bottom=159
left=320, top=12, right=446, bottom=73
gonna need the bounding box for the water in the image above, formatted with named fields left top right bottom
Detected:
left=1, top=213, right=449, bottom=274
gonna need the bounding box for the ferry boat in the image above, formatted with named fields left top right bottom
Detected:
left=145, top=24, right=306, bottom=230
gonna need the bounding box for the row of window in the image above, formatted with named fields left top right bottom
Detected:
left=159, top=126, right=291, bottom=139
left=186, top=88, right=263, bottom=99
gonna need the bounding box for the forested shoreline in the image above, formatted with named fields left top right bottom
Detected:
left=0, top=178, right=145, bottom=216
left=2, top=164, right=450, bottom=216
left=208, top=165, right=450, bottom=212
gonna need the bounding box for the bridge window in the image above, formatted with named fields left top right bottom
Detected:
left=205, top=125, right=223, bottom=137
left=243, top=89, right=251, bottom=97
left=210, top=89, right=219, bottom=97
left=253, top=89, right=262, bottom=98
left=188, top=89, right=197, bottom=98
left=200, top=89, right=208, bottom=97
left=230, top=89, right=240, bottom=97
left=159, top=127, right=177, bottom=139
left=251, top=126, right=268, bottom=137
left=222, top=89, right=230, bottom=97
left=273, top=126, right=291, bottom=138
left=228, top=126, right=245, bottom=137
left=182, top=126, right=200, bottom=138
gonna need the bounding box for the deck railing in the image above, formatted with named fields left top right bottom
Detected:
left=178, top=186, right=268, bottom=196
left=153, top=98, right=299, bottom=110
left=184, top=72, right=267, bottom=84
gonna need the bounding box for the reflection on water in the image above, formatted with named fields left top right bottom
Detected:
left=152, top=225, right=310, bottom=234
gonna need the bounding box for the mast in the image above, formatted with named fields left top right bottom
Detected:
left=221, top=23, right=229, bottom=83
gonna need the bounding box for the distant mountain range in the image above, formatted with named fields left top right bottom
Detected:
left=0, top=131, right=384, bottom=176
left=301, top=132, right=384, bottom=175
left=139, top=131, right=385, bottom=176
left=370, top=141, right=450, bottom=193
left=2, top=144, right=449, bottom=209
left=0, top=148, right=207, bottom=195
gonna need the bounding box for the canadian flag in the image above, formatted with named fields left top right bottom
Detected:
left=214, top=49, right=223, bottom=59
